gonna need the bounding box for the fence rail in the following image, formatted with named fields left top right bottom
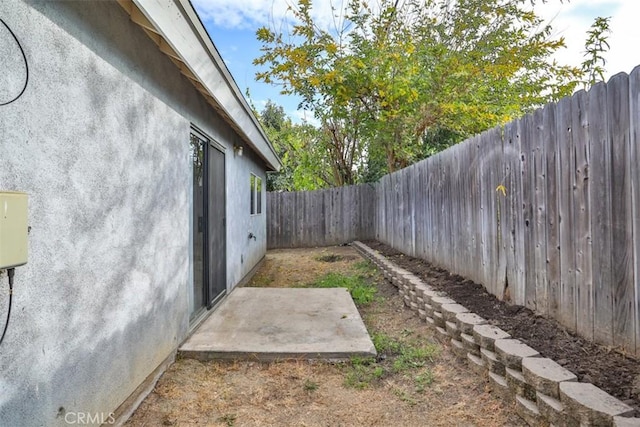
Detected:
left=267, top=67, right=640, bottom=356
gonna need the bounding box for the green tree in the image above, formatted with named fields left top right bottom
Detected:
left=255, top=0, right=582, bottom=182
left=257, top=100, right=331, bottom=191
left=581, top=16, right=611, bottom=88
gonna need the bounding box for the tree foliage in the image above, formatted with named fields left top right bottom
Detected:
left=255, top=0, right=585, bottom=186
left=582, top=16, right=611, bottom=89
left=258, top=100, right=332, bottom=191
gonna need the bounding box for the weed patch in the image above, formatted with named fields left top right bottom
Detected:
left=218, top=414, right=236, bottom=426
left=393, top=343, right=439, bottom=373
left=306, top=272, right=377, bottom=305
left=249, top=275, right=274, bottom=287
left=344, top=357, right=385, bottom=389
left=303, top=379, right=319, bottom=391
left=315, top=253, right=343, bottom=262
left=371, top=332, right=403, bottom=355
left=393, top=388, right=418, bottom=406
left=353, top=260, right=380, bottom=277
left=343, top=331, right=440, bottom=400
left=414, top=371, right=435, bottom=392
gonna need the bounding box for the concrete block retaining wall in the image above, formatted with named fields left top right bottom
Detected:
left=352, top=241, right=640, bottom=427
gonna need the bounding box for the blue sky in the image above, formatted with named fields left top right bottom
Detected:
left=192, top=0, right=640, bottom=123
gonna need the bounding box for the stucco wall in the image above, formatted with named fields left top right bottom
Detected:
left=227, top=145, right=268, bottom=287
left=0, top=1, right=268, bottom=425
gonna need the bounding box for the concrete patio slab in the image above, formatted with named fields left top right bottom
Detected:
left=179, top=288, right=377, bottom=361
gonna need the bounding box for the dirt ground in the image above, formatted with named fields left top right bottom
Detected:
left=126, top=246, right=525, bottom=427
left=365, top=240, right=640, bottom=415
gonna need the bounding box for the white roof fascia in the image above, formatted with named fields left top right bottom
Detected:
left=131, top=0, right=281, bottom=171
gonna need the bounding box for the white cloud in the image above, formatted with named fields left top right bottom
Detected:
left=607, top=1, right=640, bottom=76
left=192, top=0, right=349, bottom=32
left=536, top=0, right=640, bottom=79
left=254, top=98, right=268, bottom=109
left=197, top=0, right=640, bottom=77
left=197, top=0, right=640, bottom=125
left=192, top=0, right=289, bottom=29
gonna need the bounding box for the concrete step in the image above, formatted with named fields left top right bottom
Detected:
left=179, top=288, right=377, bottom=362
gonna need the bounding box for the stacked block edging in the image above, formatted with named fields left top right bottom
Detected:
left=352, top=241, right=639, bottom=427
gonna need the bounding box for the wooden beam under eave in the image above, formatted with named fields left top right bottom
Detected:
left=158, top=39, right=181, bottom=61
left=118, top=0, right=242, bottom=144
left=116, top=0, right=133, bottom=14
left=174, top=60, right=195, bottom=79
left=168, top=56, right=184, bottom=71
left=193, top=80, right=209, bottom=96
left=130, top=6, right=159, bottom=34
left=206, top=98, right=224, bottom=115
left=142, top=27, right=162, bottom=46
left=203, top=93, right=216, bottom=105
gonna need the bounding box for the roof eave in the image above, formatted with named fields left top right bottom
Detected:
left=118, top=0, right=282, bottom=171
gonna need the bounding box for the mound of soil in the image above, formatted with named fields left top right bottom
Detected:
left=364, top=240, right=640, bottom=414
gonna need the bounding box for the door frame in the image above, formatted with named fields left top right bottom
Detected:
left=190, top=125, right=227, bottom=320
left=205, top=136, right=226, bottom=309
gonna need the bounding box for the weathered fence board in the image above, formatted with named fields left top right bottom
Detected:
left=608, top=73, right=635, bottom=351
left=479, top=133, right=490, bottom=290
left=572, top=89, right=594, bottom=342
left=267, top=70, right=640, bottom=356
left=504, top=119, right=523, bottom=304
left=461, top=141, right=473, bottom=279
left=589, top=81, right=614, bottom=347
left=630, top=66, right=640, bottom=355
left=521, top=113, right=536, bottom=310
left=532, top=108, right=548, bottom=315
left=556, top=95, right=577, bottom=332
left=544, top=103, right=560, bottom=320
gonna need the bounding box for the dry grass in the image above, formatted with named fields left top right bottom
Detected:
left=125, top=246, right=524, bottom=427
left=247, top=246, right=359, bottom=288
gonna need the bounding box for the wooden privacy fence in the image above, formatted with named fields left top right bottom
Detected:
left=267, top=184, right=375, bottom=248
left=267, top=68, right=640, bottom=356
